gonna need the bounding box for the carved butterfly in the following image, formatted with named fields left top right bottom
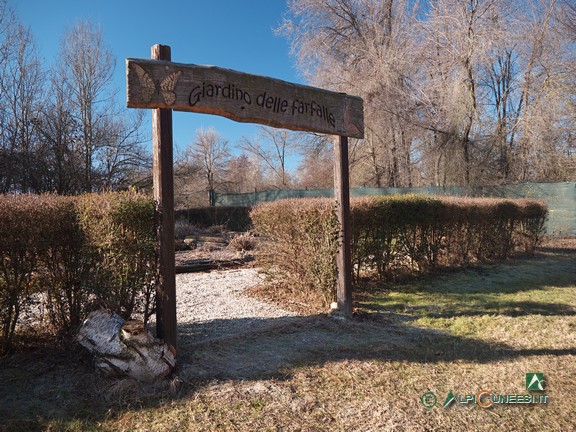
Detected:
left=133, top=64, right=182, bottom=105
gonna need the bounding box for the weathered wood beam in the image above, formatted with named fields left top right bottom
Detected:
left=127, top=58, right=364, bottom=139
left=334, top=135, right=353, bottom=317
left=151, top=44, right=177, bottom=352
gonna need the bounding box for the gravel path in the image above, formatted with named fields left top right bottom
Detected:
left=175, top=268, right=298, bottom=343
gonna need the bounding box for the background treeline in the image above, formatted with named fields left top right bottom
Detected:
left=2, top=0, right=575, bottom=206
left=251, top=196, right=547, bottom=308
left=174, top=0, right=576, bottom=207
left=0, top=192, right=155, bottom=353
left=280, top=0, right=576, bottom=188
left=0, top=1, right=148, bottom=195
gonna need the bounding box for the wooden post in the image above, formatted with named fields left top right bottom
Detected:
left=334, top=135, right=353, bottom=317
left=152, top=44, right=177, bottom=351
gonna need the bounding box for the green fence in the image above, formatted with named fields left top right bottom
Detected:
left=215, top=182, right=576, bottom=236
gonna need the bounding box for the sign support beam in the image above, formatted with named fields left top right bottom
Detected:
left=334, top=135, right=353, bottom=317
left=151, top=44, right=177, bottom=351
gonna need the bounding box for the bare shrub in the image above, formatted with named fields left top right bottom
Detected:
left=229, top=232, right=257, bottom=251
left=251, top=199, right=339, bottom=308
left=0, top=195, right=56, bottom=352
left=199, top=242, right=222, bottom=252
left=0, top=192, right=156, bottom=348
left=174, top=219, right=197, bottom=240
left=207, top=224, right=226, bottom=235
left=41, top=197, right=90, bottom=336
left=77, top=192, right=155, bottom=323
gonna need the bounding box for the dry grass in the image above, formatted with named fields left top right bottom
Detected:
left=1, top=238, right=574, bottom=431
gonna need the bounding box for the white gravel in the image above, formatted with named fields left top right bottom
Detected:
left=21, top=267, right=295, bottom=346
left=175, top=268, right=298, bottom=342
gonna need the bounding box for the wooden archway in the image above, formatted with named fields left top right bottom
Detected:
left=127, top=45, right=364, bottom=352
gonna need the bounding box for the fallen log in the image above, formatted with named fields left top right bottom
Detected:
left=77, top=308, right=176, bottom=382
left=175, top=258, right=247, bottom=273
left=187, top=235, right=229, bottom=244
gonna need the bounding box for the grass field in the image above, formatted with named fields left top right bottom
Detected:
left=1, top=239, right=574, bottom=431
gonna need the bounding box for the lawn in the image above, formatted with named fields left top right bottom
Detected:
left=0, top=239, right=574, bottom=431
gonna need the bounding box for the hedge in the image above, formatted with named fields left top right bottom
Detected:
left=251, top=195, right=547, bottom=308
left=0, top=192, right=154, bottom=353
left=76, top=193, right=155, bottom=323
left=250, top=199, right=339, bottom=306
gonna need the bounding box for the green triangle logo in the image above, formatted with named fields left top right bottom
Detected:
left=443, top=391, right=456, bottom=408
left=526, top=373, right=545, bottom=391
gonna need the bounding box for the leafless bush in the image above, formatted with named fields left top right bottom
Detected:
left=251, top=199, right=339, bottom=307
left=251, top=196, right=547, bottom=307
left=174, top=219, right=198, bottom=240
left=229, top=232, right=257, bottom=251
left=0, top=192, right=156, bottom=351
left=199, top=242, right=222, bottom=252
left=207, top=224, right=226, bottom=235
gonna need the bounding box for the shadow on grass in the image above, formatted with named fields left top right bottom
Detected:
left=354, top=246, right=576, bottom=320
left=2, top=311, right=575, bottom=430
left=175, top=314, right=576, bottom=380
left=384, top=252, right=576, bottom=296
left=364, top=299, right=576, bottom=318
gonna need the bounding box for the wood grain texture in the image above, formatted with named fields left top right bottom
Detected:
left=333, top=135, right=353, bottom=317
left=127, top=58, right=364, bottom=138
left=151, top=45, right=178, bottom=352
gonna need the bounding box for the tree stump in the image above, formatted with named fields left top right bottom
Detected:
left=77, top=308, right=176, bottom=382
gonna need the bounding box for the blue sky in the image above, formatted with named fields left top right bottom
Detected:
left=14, top=0, right=301, bottom=155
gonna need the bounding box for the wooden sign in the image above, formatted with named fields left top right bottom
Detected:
left=127, top=58, right=364, bottom=139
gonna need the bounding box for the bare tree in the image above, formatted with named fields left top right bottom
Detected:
left=0, top=19, right=45, bottom=193
left=172, top=146, right=201, bottom=208
left=31, top=66, right=83, bottom=194
left=187, top=128, right=231, bottom=206
left=225, top=153, right=266, bottom=193
left=240, top=126, right=297, bottom=189
left=51, top=20, right=150, bottom=192
left=0, top=9, right=150, bottom=194
left=280, top=0, right=420, bottom=187
left=297, top=144, right=334, bottom=189
left=57, top=21, right=115, bottom=192
left=281, top=0, right=576, bottom=186
left=0, top=0, right=13, bottom=69
left=416, top=0, right=500, bottom=186
left=97, top=110, right=148, bottom=190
